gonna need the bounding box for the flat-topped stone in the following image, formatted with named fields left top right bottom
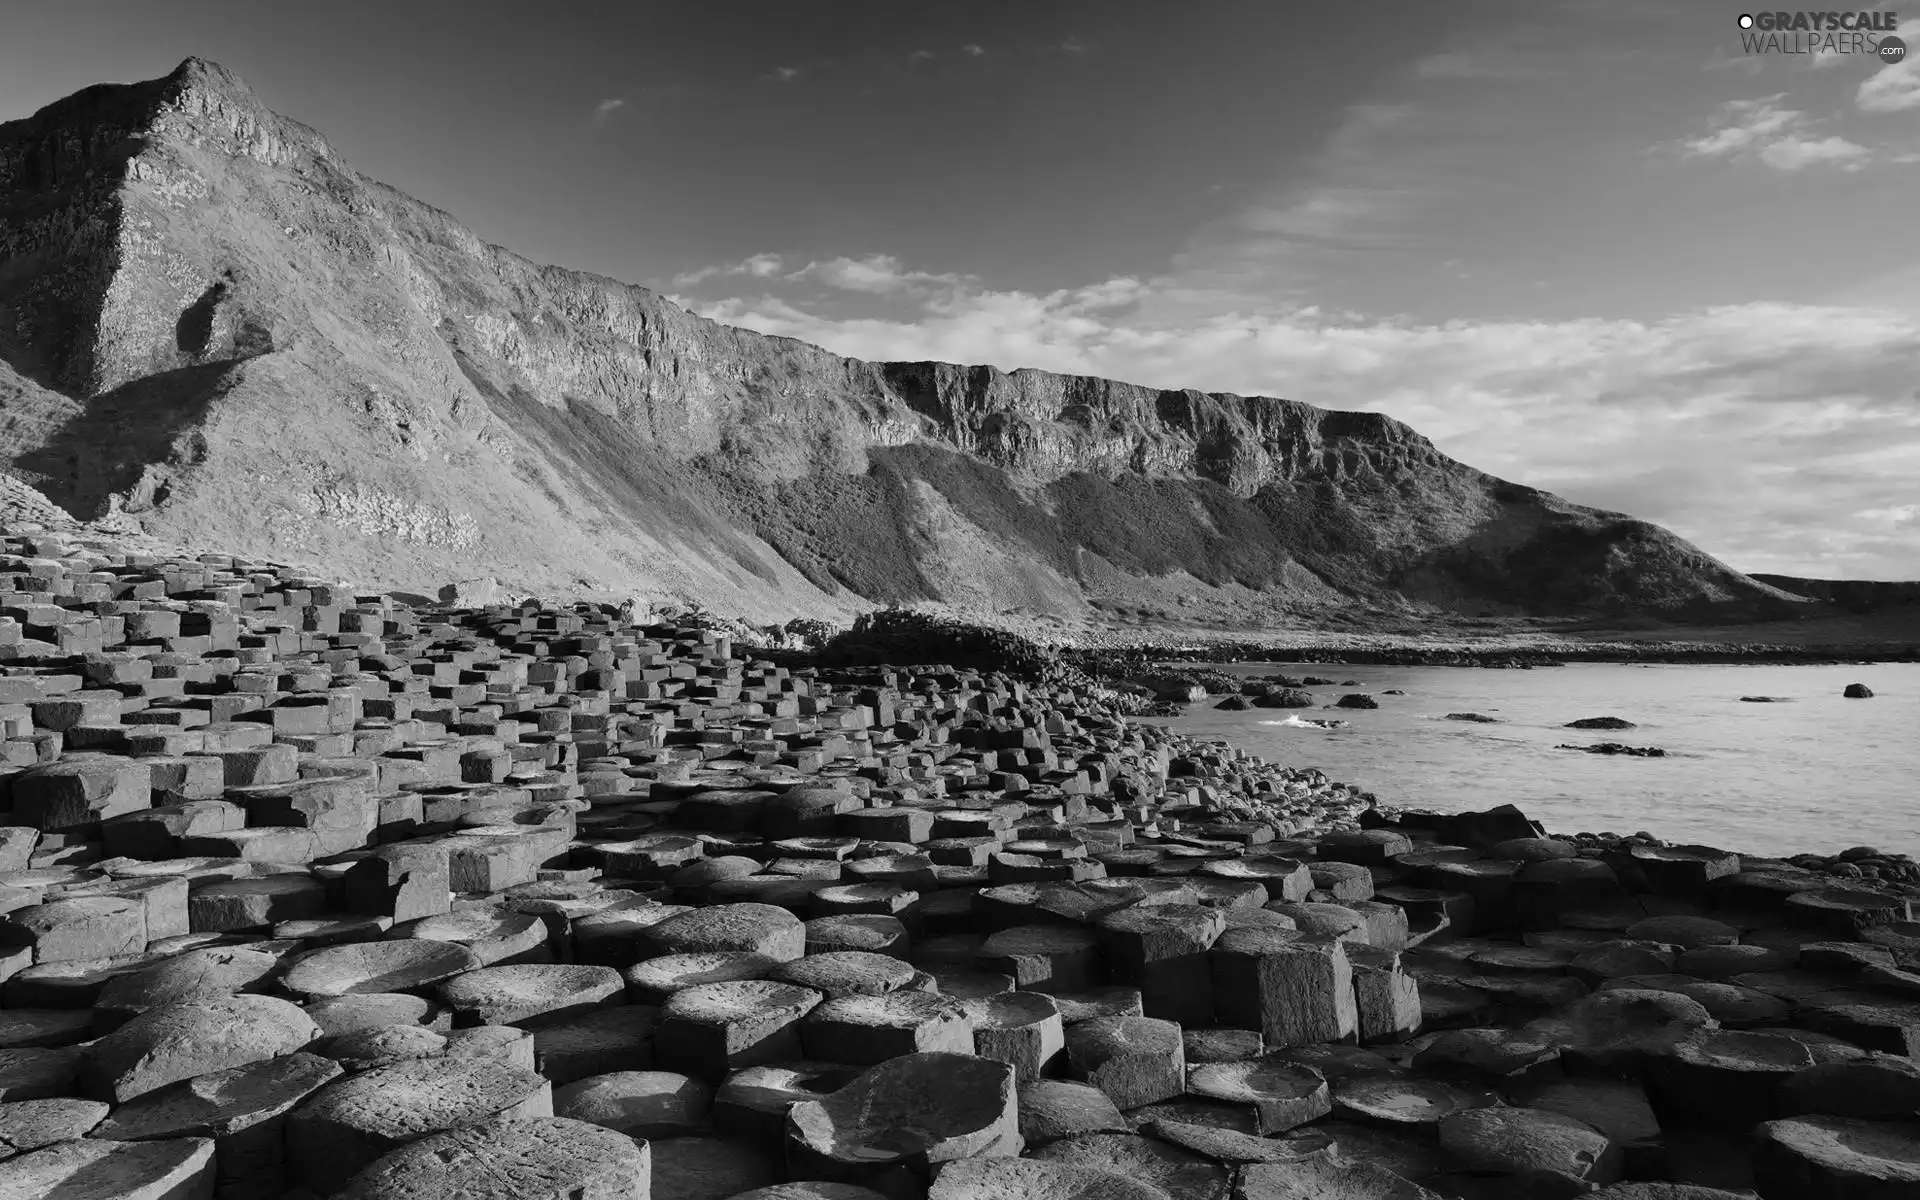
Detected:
left=336, top=1113, right=651, bottom=1200
left=281, top=938, right=480, bottom=998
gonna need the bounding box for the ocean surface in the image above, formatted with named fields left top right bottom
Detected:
left=1139, top=661, right=1919, bottom=859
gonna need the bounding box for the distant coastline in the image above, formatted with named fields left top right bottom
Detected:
left=1070, top=638, right=1920, bottom=669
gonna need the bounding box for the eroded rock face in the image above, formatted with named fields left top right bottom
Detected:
left=0, top=58, right=1799, bottom=623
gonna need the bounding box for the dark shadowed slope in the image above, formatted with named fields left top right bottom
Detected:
left=0, top=58, right=1810, bottom=624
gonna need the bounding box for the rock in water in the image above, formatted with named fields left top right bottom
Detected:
left=1565, top=717, right=1637, bottom=730
left=1253, top=689, right=1316, bottom=710
left=1844, top=683, right=1875, bottom=698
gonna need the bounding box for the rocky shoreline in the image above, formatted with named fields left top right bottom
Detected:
left=0, top=532, right=1916, bottom=1199
left=1070, top=640, right=1920, bottom=671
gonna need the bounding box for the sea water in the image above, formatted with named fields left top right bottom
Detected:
left=1141, top=661, right=1920, bottom=858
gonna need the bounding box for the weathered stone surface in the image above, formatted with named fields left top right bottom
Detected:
left=436, top=963, right=624, bottom=1026
left=0, top=1097, right=110, bottom=1159
left=0, top=1135, right=217, bottom=1200
left=788, top=1051, right=1019, bottom=1178
left=655, top=979, right=823, bottom=1078
left=84, top=994, right=320, bottom=1103
left=1185, top=1059, right=1331, bottom=1135
left=281, top=939, right=480, bottom=998
left=552, top=1069, right=710, bottom=1137
left=337, top=1113, right=650, bottom=1200
left=1018, top=1080, right=1129, bottom=1148
left=641, top=903, right=807, bottom=962
left=1235, top=1156, right=1439, bottom=1200
left=928, top=1154, right=1171, bottom=1200
left=1031, top=1132, right=1230, bottom=1200
left=1437, top=1105, right=1622, bottom=1184
left=802, top=991, right=975, bottom=1064
left=284, top=1056, right=553, bottom=1194
left=91, top=1050, right=342, bottom=1197
left=91, top=947, right=280, bottom=1029
left=1063, top=1015, right=1185, bottom=1111
left=1753, top=1114, right=1920, bottom=1200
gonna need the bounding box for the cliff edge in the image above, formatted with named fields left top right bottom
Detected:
left=0, top=59, right=1807, bottom=626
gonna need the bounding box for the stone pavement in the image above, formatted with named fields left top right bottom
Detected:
left=0, top=532, right=1914, bottom=1199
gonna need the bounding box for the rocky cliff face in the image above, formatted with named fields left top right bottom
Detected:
left=0, top=59, right=1805, bottom=625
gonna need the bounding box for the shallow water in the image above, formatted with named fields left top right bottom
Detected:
left=1141, top=661, right=1920, bottom=858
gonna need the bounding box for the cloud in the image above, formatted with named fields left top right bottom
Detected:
left=1674, top=95, right=1873, bottom=169
left=683, top=258, right=1920, bottom=578
left=770, top=66, right=802, bottom=83
left=1858, top=60, right=1920, bottom=111
left=960, top=43, right=986, bottom=57
left=672, top=252, right=974, bottom=295
left=591, top=97, right=626, bottom=123
left=786, top=254, right=969, bottom=294
left=670, top=253, right=787, bottom=288
left=907, top=49, right=934, bottom=65
left=1060, top=37, right=1088, bottom=55
left=1758, top=133, right=1873, bottom=169
left=1162, top=101, right=1458, bottom=309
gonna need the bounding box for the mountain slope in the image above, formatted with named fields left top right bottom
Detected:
left=0, top=58, right=1806, bottom=626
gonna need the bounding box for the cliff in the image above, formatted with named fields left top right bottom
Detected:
left=1751, top=575, right=1920, bottom=612
left=0, top=59, right=1808, bottom=626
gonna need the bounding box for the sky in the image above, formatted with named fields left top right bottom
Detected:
left=3, top=0, right=1919, bottom=579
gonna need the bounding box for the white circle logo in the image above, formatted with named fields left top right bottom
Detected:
left=1738, top=13, right=1755, bottom=29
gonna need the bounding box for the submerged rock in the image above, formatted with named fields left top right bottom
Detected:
left=1558, top=743, right=1666, bottom=758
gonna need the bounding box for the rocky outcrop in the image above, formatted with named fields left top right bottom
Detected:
left=0, top=524, right=1912, bottom=1198
left=0, top=59, right=1812, bottom=625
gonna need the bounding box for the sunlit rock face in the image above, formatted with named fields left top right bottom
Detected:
left=0, top=58, right=1800, bottom=623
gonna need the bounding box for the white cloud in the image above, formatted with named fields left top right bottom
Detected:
left=1679, top=94, right=1800, bottom=156
left=1676, top=95, right=1876, bottom=169
left=786, top=254, right=967, bottom=294
left=960, top=43, right=986, bottom=57
left=592, top=97, right=626, bottom=123
left=1759, top=133, right=1873, bottom=169
left=771, top=66, right=802, bottom=83
left=683, top=261, right=1920, bottom=578
left=907, top=49, right=934, bottom=65
left=1858, top=60, right=1920, bottom=111
left=670, top=253, right=787, bottom=288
